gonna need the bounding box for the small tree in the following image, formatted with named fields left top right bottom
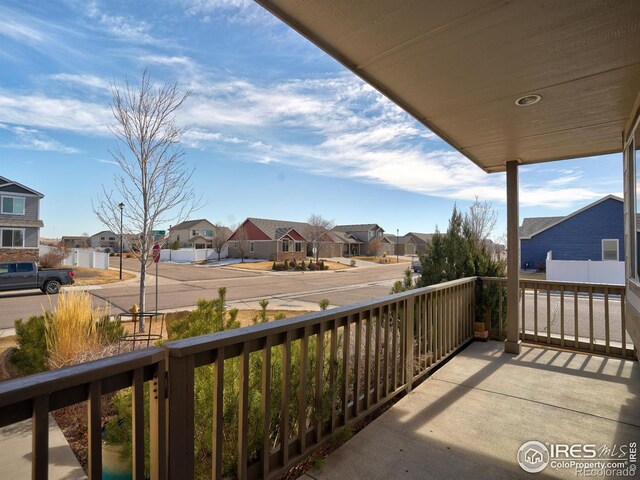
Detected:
left=93, top=70, right=200, bottom=331
left=304, top=214, right=334, bottom=263
left=212, top=223, right=228, bottom=261
left=466, top=196, right=497, bottom=248
left=232, top=224, right=250, bottom=262
left=367, top=236, right=384, bottom=257
left=171, top=240, right=181, bottom=250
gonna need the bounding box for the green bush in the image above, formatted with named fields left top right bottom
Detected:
left=95, top=316, right=125, bottom=345
left=11, top=315, right=49, bottom=375
left=105, top=287, right=345, bottom=479
left=284, top=259, right=289, bottom=270
left=171, top=240, right=180, bottom=250
left=300, top=260, right=306, bottom=270
left=272, top=261, right=276, bottom=270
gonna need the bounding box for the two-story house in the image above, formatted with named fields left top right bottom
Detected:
left=332, top=224, right=385, bottom=256
left=168, top=219, right=231, bottom=250
left=0, top=176, right=44, bottom=261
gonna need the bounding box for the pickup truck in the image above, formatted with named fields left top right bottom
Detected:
left=0, top=261, right=75, bottom=294
left=411, top=258, right=422, bottom=273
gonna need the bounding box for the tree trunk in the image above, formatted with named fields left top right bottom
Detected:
left=139, top=256, right=147, bottom=332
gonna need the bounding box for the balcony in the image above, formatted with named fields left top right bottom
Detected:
left=0, top=277, right=636, bottom=479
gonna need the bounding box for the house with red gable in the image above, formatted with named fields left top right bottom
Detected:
left=227, top=217, right=309, bottom=262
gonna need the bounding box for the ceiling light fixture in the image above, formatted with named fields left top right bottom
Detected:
left=515, top=94, right=542, bottom=106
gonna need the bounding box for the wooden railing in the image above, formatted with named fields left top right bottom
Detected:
left=0, top=347, right=166, bottom=480
left=5, top=276, right=632, bottom=480
left=164, top=277, right=477, bottom=479
left=480, top=277, right=634, bottom=359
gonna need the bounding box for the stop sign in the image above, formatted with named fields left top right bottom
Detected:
left=152, top=243, right=161, bottom=263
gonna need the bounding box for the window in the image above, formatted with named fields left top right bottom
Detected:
left=1, top=229, right=24, bottom=247
left=282, top=240, right=289, bottom=252
left=295, top=242, right=302, bottom=252
left=192, top=229, right=199, bottom=236
left=100, top=236, right=106, bottom=241
left=602, top=239, right=619, bottom=261
left=250, top=242, right=255, bottom=252
left=1, top=196, right=25, bottom=215
left=17, top=263, right=34, bottom=273
left=109, top=237, right=115, bottom=241
left=368, top=231, right=374, bottom=240
left=203, top=229, right=213, bottom=237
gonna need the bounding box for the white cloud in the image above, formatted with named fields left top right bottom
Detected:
left=85, top=1, right=156, bottom=44
left=0, top=124, right=79, bottom=153
left=179, top=0, right=276, bottom=25
left=0, top=92, right=111, bottom=134
left=49, top=73, right=111, bottom=90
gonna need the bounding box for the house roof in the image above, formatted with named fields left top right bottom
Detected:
left=519, top=195, right=625, bottom=239
left=383, top=234, right=413, bottom=245
left=1, top=219, right=44, bottom=228
left=91, top=230, right=117, bottom=238
left=170, top=219, right=214, bottom=231
left=405, top=232, right=435, bottom=244
left=0, top=176, right=44, bottom=198
left=333, top=224, right=382, bottom=233
left=246, top=217, right=311, bottom=241
left=256, top=1, right=640, bottom=172
left=329, top=230, right=360, bottom=244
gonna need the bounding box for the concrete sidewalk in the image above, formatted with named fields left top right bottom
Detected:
left=308, top=341, right=640, bottom=479
left=0, top=415, right=86, bottom=479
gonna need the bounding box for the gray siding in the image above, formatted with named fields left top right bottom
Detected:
left=0, top=194, right=39, bottom=221
left=25, top=227, right=38, bottom=247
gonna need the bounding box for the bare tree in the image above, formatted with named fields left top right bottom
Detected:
left=466, top=196, right=497, bottom=246
left=94, top=70, right=200, bottom=330
left=232, top=224, right=250, bottom=262
left=367, top=236, right=384, bottom=256
left=304, top=213, right=334, bottom=263
left=212, top=222, right=228, bottom=261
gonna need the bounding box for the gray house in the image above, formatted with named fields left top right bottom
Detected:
left=332, top=224, right=385, bottom=256
left=0, top=176, right=44, bottom=261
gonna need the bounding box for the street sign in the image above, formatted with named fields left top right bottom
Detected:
left=153, top=243, right=161, bottom=263
left=152, top=230, right=166, bottom=236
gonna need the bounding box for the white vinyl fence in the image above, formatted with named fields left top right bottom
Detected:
left=546, top=257, right=624, bottom=284
left=159, top=247, right=228, bottom=263
left=39, top=246, right=110, bottom=270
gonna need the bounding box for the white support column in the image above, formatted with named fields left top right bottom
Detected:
left=505, top=160, right=521, bottom=354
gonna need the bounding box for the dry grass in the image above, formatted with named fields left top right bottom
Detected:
left=46, top=290, right=110, bottom=369
left=230, top=260, right=349, bottom=271
left=0, top=336, right=16, bottom=352
left=352, top=256, right=409, bottom=264
left=70, top=267, right=135, bottom=286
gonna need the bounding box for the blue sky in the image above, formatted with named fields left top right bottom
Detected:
left=0, top=0, right=623, bottom=239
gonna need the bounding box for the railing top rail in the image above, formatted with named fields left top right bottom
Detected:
left=0, top=347, right=164, bottom=408
left=480, top=276, right=625, bottom=291
left=163, top=276, right=478, bottom=358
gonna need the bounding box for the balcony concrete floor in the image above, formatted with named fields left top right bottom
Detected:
left=304, top=341, right=640, bottom=480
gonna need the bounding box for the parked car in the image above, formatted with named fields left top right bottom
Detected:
left=0, top=261, right=75, bottom=294
left=411, top=258, right=422, bottom=273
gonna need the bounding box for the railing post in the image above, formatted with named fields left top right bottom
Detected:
left=167, top=354, right=195, bottom=479
left=405, top=295, right=415, bottom=391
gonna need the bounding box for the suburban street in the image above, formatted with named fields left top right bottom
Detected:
left=0, top=259, right=409, bottom=329
left=0, top=259, right=628, bottom=346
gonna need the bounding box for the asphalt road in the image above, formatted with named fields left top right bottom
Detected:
left=0, top=261, right=410, bottom=328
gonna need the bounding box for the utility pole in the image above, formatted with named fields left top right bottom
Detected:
left=119, top=202, right=125, bottom=280
left=396, top=228, right=399, bottom=263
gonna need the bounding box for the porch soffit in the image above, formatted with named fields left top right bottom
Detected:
left=256, top=0, right=640, bottom=173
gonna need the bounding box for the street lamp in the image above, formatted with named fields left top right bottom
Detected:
left=396, top=228, right=399, bottom=263
left=119, top=202, right=125, bottom=280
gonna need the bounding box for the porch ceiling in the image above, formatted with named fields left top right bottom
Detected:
left=256, top=0, right=640, bottom=173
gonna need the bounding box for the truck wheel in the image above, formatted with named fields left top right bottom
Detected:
left=44, top=280, right=61, bottom=295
